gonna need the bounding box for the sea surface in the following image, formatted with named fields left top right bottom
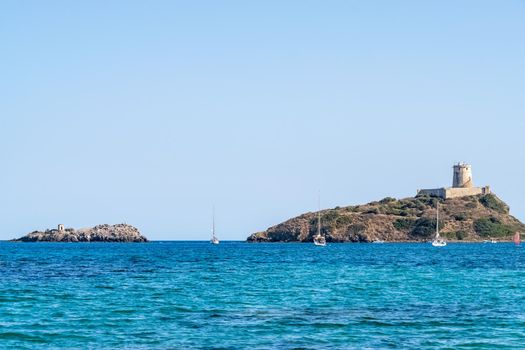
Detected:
left=0, top=241, right=524, bottom=349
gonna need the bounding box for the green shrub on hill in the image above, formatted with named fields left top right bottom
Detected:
left=442, top=231, right=467, bottom=240
left=319, top=211, right=353, bottom=228
left=336, top=216, right=353, bottom=226
left=473, top=217, right=513, bottom=237
left=364, top=208, right=379, bottom=214
left=323, top=211, right=339, bottom=223
left=479, top=194, right=509, bottom=214
left=416, top=196, right=441, bottom=207
left=400, top=201, right=417, bottom=209
left=382, top=207, right=410, bottom=216
left=379, top=197, right=396, bottom=204
left=393, top=218, right=416, bottom=230
left=410, top=217, right=441, bottom=238
left=465, top=202, right=477, bottom=209
left=455, top=231, right=467, bottom=240
left=453, top=214, right=467, bottom=221
left=345, top=206, right=359, bottom=212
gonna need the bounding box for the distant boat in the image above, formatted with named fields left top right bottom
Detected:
left=483, top=238, right=497, bottom=244
left=432, top=202, right=446, bottom=247
left=313, top=194, right=326, bottom=247
left=513, top=232, right=521, bottom=246
left=372, top=240, right=385, bottom=244
left=211, top=207, right=219, bottom=245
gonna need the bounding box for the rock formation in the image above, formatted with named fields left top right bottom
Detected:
left=13, top=224, right=148, bottom=242
left=247, top=194, right=525, bottom=243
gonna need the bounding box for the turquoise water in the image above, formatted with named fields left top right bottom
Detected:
left=0, top=242, right=524, bottom=349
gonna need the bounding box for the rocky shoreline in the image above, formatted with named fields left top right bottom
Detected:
left=247, top=194, right=525, bottom=243
left=12, top=224, right=148, bottom=242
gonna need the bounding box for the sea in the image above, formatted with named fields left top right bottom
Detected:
left=0, top=241, right=524, bottom=349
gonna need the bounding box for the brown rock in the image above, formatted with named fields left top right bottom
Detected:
left=13, top=224, right=148, bottom=242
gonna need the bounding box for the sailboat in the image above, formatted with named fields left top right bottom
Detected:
left=432, top=202, right=446, bottom=247
left=210, top=207, right=219, bottom=245
left=513, top=232, right=521, bottom=246
left=313, top=194, right=327, bottom=246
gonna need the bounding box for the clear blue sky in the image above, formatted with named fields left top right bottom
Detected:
left=1, top=1, right=524, bottom=240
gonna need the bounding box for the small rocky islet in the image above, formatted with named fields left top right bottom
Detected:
left=13, top=224, right=148, bottom=242
left=247, top=193, right=525, bottom=243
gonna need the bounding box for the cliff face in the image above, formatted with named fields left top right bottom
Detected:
left=247, top=194, right=525, bottom=243
left=13, top=224, right=148, bottom=242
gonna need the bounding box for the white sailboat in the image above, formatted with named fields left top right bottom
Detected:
left=211, top=207, right=219, bottom=245
left=313, top=194, right=327, bottom=246
left=432, top=202, right=446, bottom=247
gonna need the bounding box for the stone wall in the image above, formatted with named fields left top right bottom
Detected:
left=417, top=186, right=490, bottom=199
left=445, top=186, right=490, bottom=199
left=417, top=188, right=446, bottom=198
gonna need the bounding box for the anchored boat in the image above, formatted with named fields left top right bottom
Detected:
left=313, top=194, right=326, bottom=247
left=432, top=202, right=446, bottom=247
left=211, top=206, right=219, bottom=245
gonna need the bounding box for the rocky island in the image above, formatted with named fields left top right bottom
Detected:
left=247, top=194, right=524, bottom=243
left=13, top=224, right=148, bottom=242
left=248, top=164, right=525, bottom=243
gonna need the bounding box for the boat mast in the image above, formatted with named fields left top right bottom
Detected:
left=212, top=206, right=215, bottom=239
left=436, top=201, right=439, bottom=238
left=317, top=192, right=321, bottom=237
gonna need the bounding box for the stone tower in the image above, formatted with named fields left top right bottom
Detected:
left=418, top=163, right=489, bottom=199
left=452, top=163, right=473, bottom=188
left=58, top=224, right=65, bottom=233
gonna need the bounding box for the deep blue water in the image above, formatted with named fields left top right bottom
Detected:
left=0, top=241, right=524, bottom=349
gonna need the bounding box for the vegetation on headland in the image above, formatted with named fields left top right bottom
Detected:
left=247, top=194, right=525, bottom=243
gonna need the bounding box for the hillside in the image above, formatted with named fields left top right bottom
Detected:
left=247, top=194, right=525, bottom=243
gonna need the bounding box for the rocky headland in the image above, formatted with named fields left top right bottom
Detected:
left=247, top=194, right=525, bottom=243
left=13, top=224, right=148, bottom=242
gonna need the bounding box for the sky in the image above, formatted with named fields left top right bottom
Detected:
left=1, top=1, right=524, bottom=240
